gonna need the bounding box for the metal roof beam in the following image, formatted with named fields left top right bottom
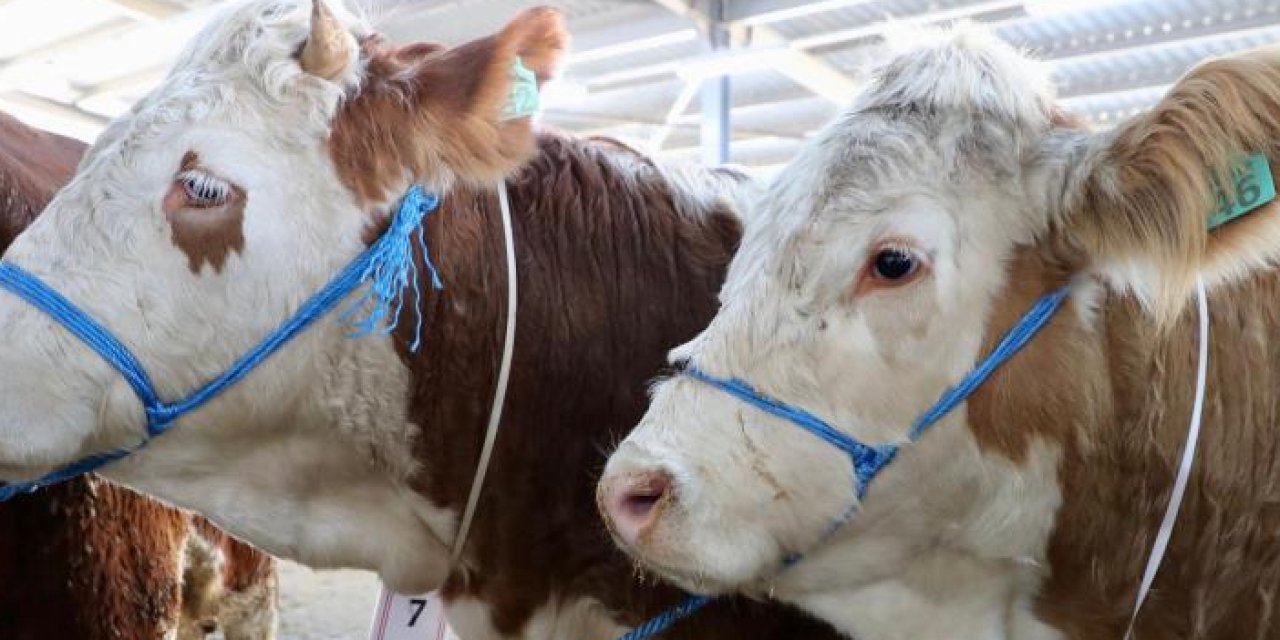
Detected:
left=75, top=64, right=166, bottom=96
left=98, top=0, right=185, bottom=20
left=727, top=0, right=880, bottom=27
left=642, top=0, right=859, bottom=105
left=589, top=0, right=1023, bottom=89
left=570, top=13, right=697, bottom=64
left=625, top=7, right=1280, bottom=137
left=541, top=108, right=805, bottom=140
left=792, top=0, right=1025, bottom=49
left=0, top=18, right=134, bottom=64
left=648, top=78, right=701, bottom=152
left=748, top=25, right=857, bottom=105
left=0, top=90, right=109, bottom=127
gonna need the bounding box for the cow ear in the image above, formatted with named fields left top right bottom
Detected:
left=413, top=7, right=567, bottom=185
left=1057, top=45, right=1280, bottom=322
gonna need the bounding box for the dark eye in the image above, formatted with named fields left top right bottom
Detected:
left=871, top=248, right=917, bottom=280
left=178, top=171, right=230, bottom=207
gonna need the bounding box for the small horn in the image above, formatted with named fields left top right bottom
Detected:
left=300, top=0, right=350, bottom=80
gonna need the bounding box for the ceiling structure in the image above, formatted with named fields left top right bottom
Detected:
left=1, top=0, right=1278, bottom=172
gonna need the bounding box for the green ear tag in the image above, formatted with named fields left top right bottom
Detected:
left=501, top=57, right=540, bottom=121
left=1208, top=153, right=1276, bottom=229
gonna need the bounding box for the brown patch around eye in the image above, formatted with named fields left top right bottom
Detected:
left=163, top=152, right=246, bottom=274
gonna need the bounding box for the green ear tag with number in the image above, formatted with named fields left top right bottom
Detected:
left=501, top=57, right=540, bottom=121
left=1208, top=153, right=1276, bottom=229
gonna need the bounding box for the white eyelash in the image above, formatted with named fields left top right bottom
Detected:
left=177, top=170, right=231, bottom=206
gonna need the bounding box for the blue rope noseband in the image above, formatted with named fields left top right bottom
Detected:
left=688, top=285, right=1070, bottom=504
left=619, top=284, right=1072, bottom=639
left=0, top=186, right=442, bottom=502
left=684, top=367, right=899, bottom=498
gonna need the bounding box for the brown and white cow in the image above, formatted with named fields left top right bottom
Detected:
left=0, top=1, right=836, bottom=637
left=599, top=27, right=1280, bottom=640
left=0, top=110, right=277, bottom=640
left=178, top=518, right=279, bottom=640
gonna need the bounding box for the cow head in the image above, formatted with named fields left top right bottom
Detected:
left=0, top=0, right=565, bottom=592
left=599, top=29, right=1280, bottom=632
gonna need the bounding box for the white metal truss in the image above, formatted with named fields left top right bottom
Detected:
left=0, top=0, right=1278, bottom=168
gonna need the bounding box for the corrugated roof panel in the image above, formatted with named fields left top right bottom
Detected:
left=568, top=39, right=703, bottom=81
left=764, top=0, right=962, bottom=41
left=1054, top=23, right=1280, bottom=96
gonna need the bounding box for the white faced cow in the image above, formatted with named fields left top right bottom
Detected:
left=600, top=29, right=1280, bottom=640
left=0, top=1, right=840, bottom=638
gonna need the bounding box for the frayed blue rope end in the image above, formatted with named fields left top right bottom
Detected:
left=340, top=185, right=444, bottom=352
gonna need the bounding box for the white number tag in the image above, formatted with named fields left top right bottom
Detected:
left=368, top=587, right=459, bottom=640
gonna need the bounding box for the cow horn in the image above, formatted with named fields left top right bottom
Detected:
left=300, top=0, right=350, bottom=80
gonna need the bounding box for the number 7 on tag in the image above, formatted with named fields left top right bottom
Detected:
left=368, top=587, right=459, bottom=640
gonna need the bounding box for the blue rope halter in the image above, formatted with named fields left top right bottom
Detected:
left=0, top=186, right=442, bottom=502
left=617, top=284, right=1073, bottom=640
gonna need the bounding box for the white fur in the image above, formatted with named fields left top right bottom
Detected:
left=601, top=27, right=1080, bottom=639
left=0, top=3, right=767, bottom=634
left=0, top=0, right=452, bottom=594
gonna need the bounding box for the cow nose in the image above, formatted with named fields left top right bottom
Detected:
left=600, top=469, right=673, bottom=546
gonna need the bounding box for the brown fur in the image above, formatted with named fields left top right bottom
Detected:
left=0, top=111, right=276, bottom=640
left=194, top=517, right=277, bottom=594
left=328, top=7, right=568, bottom=206
left=166, top=189, right=247, bottom=274
left=0, top=476, right=189, bottom=639
left=164, top=151, right=247, bottom=274
left=965, top=252, right=1107, bottom=464
left=967, top=247, right=1280, bottom=638
left=966, top=47, right=1280, bottom=635
left=1066, top=45, right=1280, bottom=322
left=0, top=113, right=82, bottom=240
left=385, top=131, right=837, bottom=638
left=326, top=13, right=829, bottom=633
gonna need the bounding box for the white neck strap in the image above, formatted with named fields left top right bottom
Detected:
left=449, top=181, right=519, bottom=565
left=1125, top=276, right=1210, bottom=638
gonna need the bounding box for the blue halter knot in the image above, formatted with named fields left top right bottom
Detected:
left=617, top=284, right=1072, bottom=640
left=0, top=186, right=442, bottom=502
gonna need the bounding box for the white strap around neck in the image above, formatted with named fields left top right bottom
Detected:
left=449, top=180, right=519, bottom=565
left=368, top=183, right=516, bottom=640
left=1124, top=276, right=1209, bottom=639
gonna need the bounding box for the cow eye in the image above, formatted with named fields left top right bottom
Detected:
left=177, top=171, right=231, bottom=208
left=871, top=248, right=917, bottom=281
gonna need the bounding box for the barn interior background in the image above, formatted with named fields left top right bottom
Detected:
left=0, top=0, right=1277, bottom=637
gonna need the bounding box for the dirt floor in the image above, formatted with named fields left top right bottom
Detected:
left=272, top=560, right=383, bottom=639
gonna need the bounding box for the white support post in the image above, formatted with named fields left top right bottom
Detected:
left=700, top=74, right=730, bottom=165
left=700, top=0, right=731, bottom=165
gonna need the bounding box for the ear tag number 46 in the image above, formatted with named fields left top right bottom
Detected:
left=1208, top=153, right=1276, bottom=229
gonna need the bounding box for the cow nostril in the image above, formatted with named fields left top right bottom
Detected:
left=603, top=469, right=673, bottom=545
left=619, top=474, right=669, bottom=520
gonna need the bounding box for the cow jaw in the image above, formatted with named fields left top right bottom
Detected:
left=95, top=324, right=456, bottom=594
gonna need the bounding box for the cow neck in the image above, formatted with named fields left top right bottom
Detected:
left=449, top=179, right=517, bottom=565
left=393, top=135, right=844, bottom=638
left=1123, top=277, right=1209, bottom=638
left=1034, top=275, right=1262, bottom=636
